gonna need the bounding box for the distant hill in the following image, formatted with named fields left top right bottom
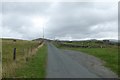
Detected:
left=32, top=38, right=44, bottom=41
left=1, top=38, right=23, bottom=41
left=109, top=39, right=118, bottom=43
left=1, top=38, right=29, bottom=41
left=32, top=38, right=51, bottom=41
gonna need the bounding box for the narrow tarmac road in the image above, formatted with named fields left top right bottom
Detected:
left=46, top=43, right=100, bottom=78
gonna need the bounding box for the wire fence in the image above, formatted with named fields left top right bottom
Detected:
left=2, top=39, right=43, bottom=78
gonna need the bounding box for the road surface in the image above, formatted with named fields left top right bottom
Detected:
left=46, top=43, right=118, bottom=79
left=46, top=43, right=117, bottom=78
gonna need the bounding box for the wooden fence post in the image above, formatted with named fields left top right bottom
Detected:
left=13, top=48, right=16, bottom=61
left=13, top=39, right=16, bottom=61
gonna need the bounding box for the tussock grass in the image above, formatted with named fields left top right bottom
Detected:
left=2, top=39, right=41, bottom=78
left=15, top=44, right=47, bottom=78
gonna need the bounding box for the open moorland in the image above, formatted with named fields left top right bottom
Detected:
left=2, top=38, right=47, bottom=78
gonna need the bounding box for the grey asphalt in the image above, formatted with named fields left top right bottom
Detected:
left=46, top=43, right=100, bottom=78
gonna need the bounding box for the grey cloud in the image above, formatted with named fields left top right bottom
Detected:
left=1, top=2, right=118, bottom=40
left=2, top=2, right=51, bottom=15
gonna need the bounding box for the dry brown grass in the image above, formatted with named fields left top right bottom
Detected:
left=2, top=39, right=42, bottom=78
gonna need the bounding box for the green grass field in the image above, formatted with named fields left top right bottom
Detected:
left=54, top=41, right=119, bottom=75
left=2, top=38, right=44, bottom=78
left=15, top=44, right=47, bottom=78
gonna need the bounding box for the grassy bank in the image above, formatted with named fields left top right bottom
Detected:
left=15, top=44, right=47, bottom=78
left=54, top=42, right=119, bottom=75
left=2, top=39, right=41, bottom=77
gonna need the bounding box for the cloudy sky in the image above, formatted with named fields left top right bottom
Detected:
left=0, top=0, right=118, bottom=40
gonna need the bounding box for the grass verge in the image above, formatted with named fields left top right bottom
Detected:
left=2, top=39, right=41, bottom=77
left=15, top=44, right=47, bottom=78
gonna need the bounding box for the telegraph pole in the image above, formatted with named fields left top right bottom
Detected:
left=43, top=24, right=44, bottom=42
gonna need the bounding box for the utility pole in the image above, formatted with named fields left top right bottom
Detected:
left=43, top=24, right=44, bottom=42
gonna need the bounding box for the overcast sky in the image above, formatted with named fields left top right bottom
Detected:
left=0, top=0, right=118, bottom=40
